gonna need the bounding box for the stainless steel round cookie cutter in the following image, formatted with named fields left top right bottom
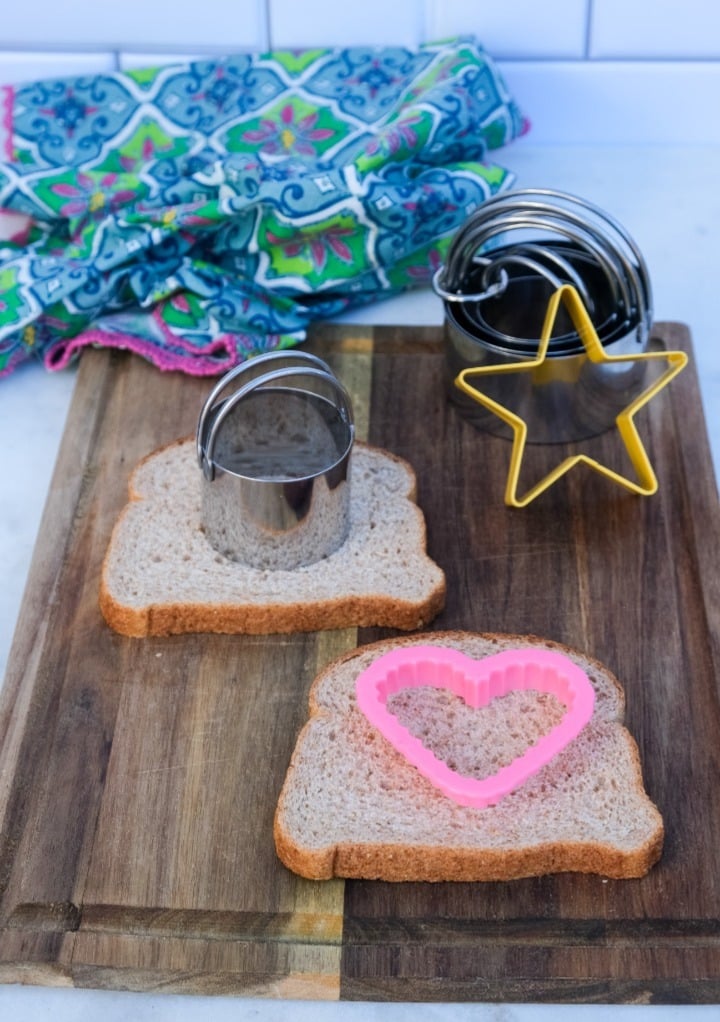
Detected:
left=434, top=188, right=654, bottom=444
left=197, top=350, right=355, bottom=570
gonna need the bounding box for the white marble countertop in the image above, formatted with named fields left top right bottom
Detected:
left=1, top=142, right=719, bottom=1019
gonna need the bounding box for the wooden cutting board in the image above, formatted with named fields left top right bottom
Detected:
left=1, top=323, right=719, bottom=1002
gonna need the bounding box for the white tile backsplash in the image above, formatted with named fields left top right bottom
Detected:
left=500, top=59, right=720, bottom=144
left=0, top=0, right=267, bottom=51
left=590, top=0, right=720, bottom=58
left=426, top=0, right=589, bottom=59
left=268, top=0, right=423, bottom=48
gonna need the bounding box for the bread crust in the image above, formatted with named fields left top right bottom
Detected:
left=99, top=586, right=447, bottom=637
left=99, top=439, right=446, bottom=636
left=274, top=631, right=664, bottom=882
left=273, top=830, right=664, bottom=882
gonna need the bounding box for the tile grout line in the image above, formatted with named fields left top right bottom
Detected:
left=585, top=0, right=595, bottom=59
left=261, top=0, right=273, bottom=51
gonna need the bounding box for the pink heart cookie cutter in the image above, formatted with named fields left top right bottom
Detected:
left=355, top=645, right=596, bottom=808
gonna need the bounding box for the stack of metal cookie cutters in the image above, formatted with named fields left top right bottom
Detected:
left=434, top=188, right=654, bottom=443
left=197, top=350, right=355, bottom=571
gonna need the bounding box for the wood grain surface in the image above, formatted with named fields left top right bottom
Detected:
left=0, top=323, right=719, bottom=1002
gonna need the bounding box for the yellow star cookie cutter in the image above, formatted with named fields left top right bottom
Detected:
left=454, top=284, right=688, bottom=508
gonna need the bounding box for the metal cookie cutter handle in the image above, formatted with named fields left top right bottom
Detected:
left=196, top=349, right=342, bottom=477
left=439, top=187, right=652, bottom=322
left=433, top=247, right=593, bottom=313
left=432, top=265, right=510, bottom=305
left=199, top=363, right=354, bottom=483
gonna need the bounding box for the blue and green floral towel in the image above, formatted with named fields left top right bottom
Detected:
left=0, top=37, right=527, bottom=379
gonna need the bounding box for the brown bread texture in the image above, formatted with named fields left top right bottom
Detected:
left=274, top=631, right=664, bottom=882
left=100, top=438, right=446, bottom=636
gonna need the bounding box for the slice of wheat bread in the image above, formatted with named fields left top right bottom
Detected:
left=100, top=438, right=446, bottom=637
left=274, top=631, right=664, bottom=882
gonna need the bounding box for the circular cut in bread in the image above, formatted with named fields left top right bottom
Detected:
left=99, top=439, right=446, bottom=636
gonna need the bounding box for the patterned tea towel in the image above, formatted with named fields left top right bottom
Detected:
left=0, top=37, right=527, bottom=379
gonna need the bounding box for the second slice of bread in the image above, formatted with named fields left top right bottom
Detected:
left=274, top=631, right=664, bottom=882
left=100, top=439, right=446, bottom=636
